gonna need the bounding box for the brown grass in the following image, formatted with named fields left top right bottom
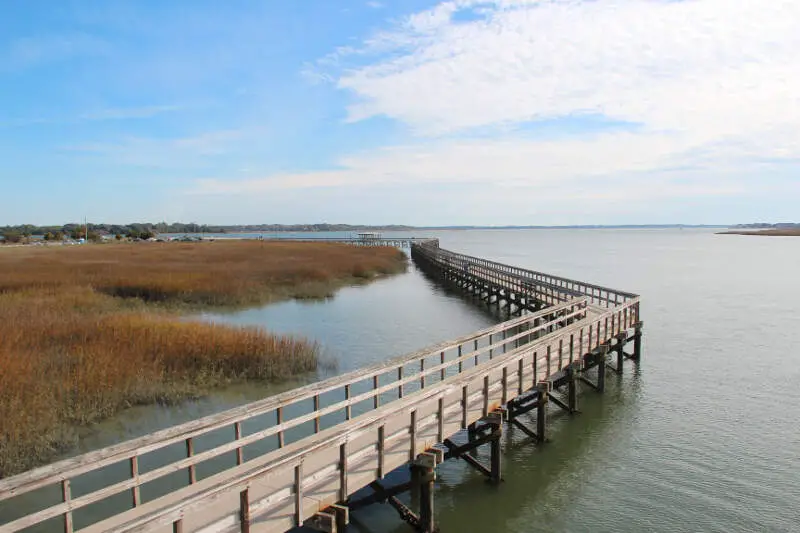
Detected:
left=718, top=228, right=800, bottom=236
left=0, top=241, right=406, bottom=477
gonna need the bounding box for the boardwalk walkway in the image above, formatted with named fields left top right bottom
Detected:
left=0, top=239, right=641, bottom=533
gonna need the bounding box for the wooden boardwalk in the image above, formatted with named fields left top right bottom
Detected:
left=0, top=239, right=641, bottom=533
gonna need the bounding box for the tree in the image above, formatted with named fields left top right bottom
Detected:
left=43, top=232, right=55, bottom=241
left=2, top=231, right=22, bottom=244
left=115, top=233, right=123, bottom=241
left=53, top=231, right=64, bottom=241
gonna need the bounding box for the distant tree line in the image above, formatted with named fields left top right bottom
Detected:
left=0, top=222, right=416, bottom=243
left=732, top=223, right=800, bottom=229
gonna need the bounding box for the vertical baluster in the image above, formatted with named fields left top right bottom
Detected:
left=373, top=375, right=380, bottom=408
left=398, top=366, right=404, bottom=398
left=546, top=345, right=551, bottom=377
left=438, top=398, right=445, bottom=441
left=240, top=488, right=251, bottom=533
left=570, top=334, right=575, bottom=364
left=461, top=386, right=468, bottom=428
left=440, top=351, right=446, bottom=381
left=420, top=359, right=425, bottom=389
left=277, top=407, right=285, bottom=448
left=339, top=442, right=348, bottom=501
left=186, top=438, right=196, bottom=484
left=483, top=375, right=490, bottom=416
left=313, top=394, right=320, bottom=433
left=410, top=410, right=418, bottom=460
left=377, top=426, right=385, bottom=478
left=234, top=422, right=244, bottom=466
left=130, top=456, right=141, bottom=507
left=294, top=464, right=303, bottom=527
left=62, top=479, right=73, bottom=533
left=502, top=367, right=508, bottom=405
left=345, top=385, right=351, bottom=421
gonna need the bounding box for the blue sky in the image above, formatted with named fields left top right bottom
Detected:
left=1, top=0, right=798, bottom=226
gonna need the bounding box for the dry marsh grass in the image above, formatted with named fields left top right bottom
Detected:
left=0, top=241, right=407, bottom=477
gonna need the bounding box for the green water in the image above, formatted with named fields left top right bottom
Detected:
left=4, top=228, right=798, bottom=532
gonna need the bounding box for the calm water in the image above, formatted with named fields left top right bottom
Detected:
left=11, top=229, right=800, bottom=532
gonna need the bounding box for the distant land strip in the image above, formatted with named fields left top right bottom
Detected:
left=717, top=228, right=800, bottom=236
left=1, top=222, right=735, bottom=239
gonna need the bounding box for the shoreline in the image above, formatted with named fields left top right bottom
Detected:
left=0, top=241, right=407, bottom=477
left=717, top=229, right=800, bottom=236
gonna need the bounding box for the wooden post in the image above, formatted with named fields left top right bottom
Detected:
left=597, top=350, right=606, bottom=393
left=419, top=472, right=435, bottom=533
left=377, top=425, right=385, bottom=479
left=129, top=456, right=141, bottom=507
left=409, top=465, right=421, bottom=508
left=567, top=362, right=579, bottom=413
left=331, top=505, right=349, bottom=533
left=412, top=454, right=437, bottom=533
left=617, top=337, right=624, bottom=373
left=240, top=488, right=251, bottom=533
left=344, top=385, right=351, bottom=420
left=373, top=375, right=379, bottom=409
left=272, top=408, right=286, bottom=451
left=294, top=464, right=303, bottom=527
left=62, top=479, right=73, bottom=533
left=536, top=382, right=549, bottom=443
left=633, top=321, right=644, bottom=360
left=234, top=423, right=244, bottom=466
left=339, top=442, right=348, bottom=502
left=314, top=394, right=320, bottom=433
left=490, top=424, right=502, bottom=485
left=398, top=366, right=404, bottom=398
left=186, top=438, right=196, bottom=484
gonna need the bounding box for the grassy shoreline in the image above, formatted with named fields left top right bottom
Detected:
left=717, top=229, right=800, bottom=236
left=0, top=241, right=406, bottom=477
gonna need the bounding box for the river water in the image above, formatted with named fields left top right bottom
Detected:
left=7, top=229, right=800, bottom=532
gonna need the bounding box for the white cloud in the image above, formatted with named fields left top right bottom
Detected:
left=317, top=0, right=800, bottom=171
left=336, top=0, right=799, bottom=136
left=190, top=131, right=744, bottom=198
left=192, top=0, right=799, bottom=223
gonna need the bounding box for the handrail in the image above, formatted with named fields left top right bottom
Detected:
left=412, top=241, right=638, bottom=306
left=0, top=303, right=584, bottom=531
left=78, top=296, right=641, bottom=533
left=0, top=241, right=639, bottom=533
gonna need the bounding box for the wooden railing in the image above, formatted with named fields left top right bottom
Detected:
left=0, top=242, right=640, bottom=533
left=0, top=302, right=584, bottom=532
left=412, top=240, right=637, bottom=307
left=81, top=297, right=640, bottom=533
